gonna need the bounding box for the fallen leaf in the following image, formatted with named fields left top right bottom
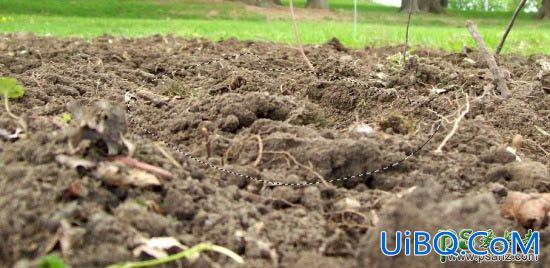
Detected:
left=499, top=190, right=550, bottom=229
left=133, top=237, right=187, bottom=259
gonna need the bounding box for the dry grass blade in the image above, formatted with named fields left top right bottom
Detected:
left=289, top=0, right=315, bottom=72
left=107, top=242, right=244, bottom=268
left=402, top=2, right=413, bottom=65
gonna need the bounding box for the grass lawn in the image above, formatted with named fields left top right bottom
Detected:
left=0, top=0, right=548, bottom=54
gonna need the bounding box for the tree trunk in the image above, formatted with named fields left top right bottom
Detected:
left=400, top=0, right=444, bottom=13
left=237, top=0, right=282, bottom=8
left=539, top=0, right=550, bottom=19
left=440, top=0, right=448, bottom=8
left=400, top=0, right=420, bottom=12
left=306, top=0, right=329, bottom=9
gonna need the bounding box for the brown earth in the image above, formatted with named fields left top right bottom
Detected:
left=0, top=33, right=549, bottom=267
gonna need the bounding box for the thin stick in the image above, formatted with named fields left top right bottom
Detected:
left=496, top=0, right=527, bottom=55
left=289, top=0, right=315, bottom=72
left=253, top=134, right=263, bottom=167
left=353, top=0, right=358, bottom=38
left=435, top=93, right=470, bottom=153
left=402, top=2, right=413, bottom=65
left=465, top=21, right=510, bottom=99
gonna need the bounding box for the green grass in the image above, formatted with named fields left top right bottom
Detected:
left=0, top=0, right=548, bottom=54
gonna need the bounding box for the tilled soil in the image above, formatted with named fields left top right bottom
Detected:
left=0, top=33, right=549, bottom=267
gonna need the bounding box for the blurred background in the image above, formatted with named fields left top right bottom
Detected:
left=0, top=0, right=548, bottom=54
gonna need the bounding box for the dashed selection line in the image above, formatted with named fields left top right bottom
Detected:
left=127, top=51, right=443, bottom=187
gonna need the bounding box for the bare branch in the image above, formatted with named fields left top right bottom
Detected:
left=496, top=0, right=527, bottom=55
left=466, top=21, right=510, bottom=99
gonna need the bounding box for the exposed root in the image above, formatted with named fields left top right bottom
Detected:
left=253, top=134, right=263, bottom=167
left=265, top=150, right=329, bottom=186
left=3, top=93, right=28, bottom=137
left=434, top=93, right=470, bottom=153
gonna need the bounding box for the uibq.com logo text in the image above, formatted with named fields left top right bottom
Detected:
left=379, top=229, right=539, bottom=263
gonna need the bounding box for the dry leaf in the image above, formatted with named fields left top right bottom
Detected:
left=133, top=237, right=187, bottom=259
left=500, top=190, right=550, bottom=229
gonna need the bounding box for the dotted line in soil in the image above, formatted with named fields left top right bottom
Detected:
left=127, top=51, right=443, bottom=187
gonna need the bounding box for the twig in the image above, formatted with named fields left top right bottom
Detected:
left=289, top=0, right=315, bottom=72
left=402, top=2, right=413, bottom=65
left=353, top=0, right=358, bottom=37
left=253, top=134, right=263, bottom=167
left=465, top=21, right=510, bottom=99
left=265, top=151, right=329, bottom=186
left=496, top=0, right=527, bottom=55
left=111, top=156, right=174, bottom=179
left=435, top=93, right=470, bottom=153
